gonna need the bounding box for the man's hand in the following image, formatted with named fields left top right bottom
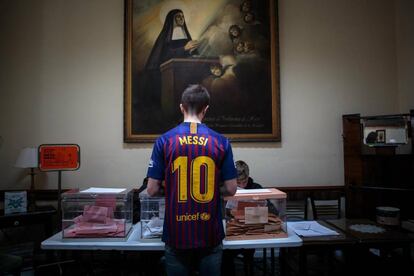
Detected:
left=147, top=178, right=162, bottom=196
left=184, top=40, right=200, bottom=52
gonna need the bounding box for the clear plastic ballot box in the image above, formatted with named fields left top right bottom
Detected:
left=61, top=188, right=133, bottom=240
left=139, top=193, right=165, bottom=241
left=224, top=188, right=287, bottom=240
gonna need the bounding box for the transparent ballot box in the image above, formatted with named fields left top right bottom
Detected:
left=61, top=188, right=133, bottom=240
left=139, top=193, right=165, bottom=241
left=224, top=188, right=287, bottom=240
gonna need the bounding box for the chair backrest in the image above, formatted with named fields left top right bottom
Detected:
left=310, top=195, right=341, bottom=220
left=286, top=199, right=308, bottom=221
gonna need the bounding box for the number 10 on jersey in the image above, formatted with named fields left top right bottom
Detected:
left=172, top=156, right=215, bottom=204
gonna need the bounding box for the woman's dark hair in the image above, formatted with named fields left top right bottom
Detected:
left=145, top=9, right=193, bottom=70
left=181, top=84, right=210, bottom=114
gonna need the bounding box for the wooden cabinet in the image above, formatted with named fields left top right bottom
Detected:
left=342, top=110, right=414, bottom=219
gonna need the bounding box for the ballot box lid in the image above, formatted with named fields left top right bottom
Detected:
left=224, top=188, right=286, bottom=201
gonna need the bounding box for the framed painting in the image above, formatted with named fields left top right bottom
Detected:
left=124, top=0, right=280, bottom=142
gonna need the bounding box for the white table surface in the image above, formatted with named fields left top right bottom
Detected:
left=41, top=222, right=302, bottom=251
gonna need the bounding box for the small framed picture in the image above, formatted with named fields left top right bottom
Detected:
left=376, top=129, right=386, bottom=143
left=4, top=191, right=27, bottom=214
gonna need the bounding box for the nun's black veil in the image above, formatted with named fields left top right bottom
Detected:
left=134, top=9, right=195, bottom=129
left=145, top=9, right=193, bottom=70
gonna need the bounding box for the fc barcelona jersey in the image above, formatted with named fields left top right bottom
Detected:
left=147, top=122, right=237, bottom=249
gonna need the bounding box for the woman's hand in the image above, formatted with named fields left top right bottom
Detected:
left=184, top=40, right=200, bottom=52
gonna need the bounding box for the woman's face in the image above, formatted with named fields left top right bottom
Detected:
left=237, top=177, right=249, bottom=188
left=175, top=12, right=185, bottom=26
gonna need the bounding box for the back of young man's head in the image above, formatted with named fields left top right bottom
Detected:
left=181, top=84, right=210, bottom=115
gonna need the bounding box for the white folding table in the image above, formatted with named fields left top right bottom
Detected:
left=42, top=222, right=302, bottom=250
left=41, top=222, right=302, bottom=274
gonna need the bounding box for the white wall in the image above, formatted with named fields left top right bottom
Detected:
left=396, top=0, right=414, bottom=112
left=0, top=0, right=400, bottom=190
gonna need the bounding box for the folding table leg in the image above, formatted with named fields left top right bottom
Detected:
left=263, top=248, right=267, bottom=275
left=271, top=248, right=275, bottom=275
left=279, top=248, right=286, bottom=276
left=298, top=248, right=307, bottom=276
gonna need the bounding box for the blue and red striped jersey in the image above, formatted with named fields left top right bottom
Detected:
left=147, top=122, right=237, bottom=249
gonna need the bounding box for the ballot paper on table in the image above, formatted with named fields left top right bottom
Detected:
left=80, top=187, right=126, bottom=194
left=289, top=221, right=339, bottom=237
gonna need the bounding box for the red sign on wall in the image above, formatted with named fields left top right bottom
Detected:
left=38, top=144, right=80, bottom=171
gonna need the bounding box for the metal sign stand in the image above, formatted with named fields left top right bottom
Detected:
left=37, top=144, right=80, bottom=232
left=57, top=170, right=62, bottom=228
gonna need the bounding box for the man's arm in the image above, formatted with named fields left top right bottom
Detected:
left=147, top=178, right=162, bottom=196
left=146, top=137, right=165, bottom=196
left=223, top=178, right=237, bottom=196
left=220, top=139, right=238, bottom=196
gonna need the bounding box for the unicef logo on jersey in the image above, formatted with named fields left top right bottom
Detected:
left=200, top=212, right=211, bottom=221
left=176, top=212, right=211, bottom=222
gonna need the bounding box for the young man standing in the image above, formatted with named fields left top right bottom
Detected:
left=146, top=84, right=238, bottom=276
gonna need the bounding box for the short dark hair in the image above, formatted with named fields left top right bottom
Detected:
left=181, top=84, right=210, bottom=114
left=235, top=160, right=249, bottom=180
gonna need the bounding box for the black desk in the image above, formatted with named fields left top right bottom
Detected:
left=1, top=206, right=56, bottom=244
left=326, top=219, right=412, bottom=261
left=280, top=220, right=357, bottom=276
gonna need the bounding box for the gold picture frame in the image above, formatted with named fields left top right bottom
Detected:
left=124, top=0, right=280, bottom=142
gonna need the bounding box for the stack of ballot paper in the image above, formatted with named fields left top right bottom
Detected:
left=289, top=221, right=339, bottom=237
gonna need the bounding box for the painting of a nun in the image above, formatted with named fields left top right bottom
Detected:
left=125, top=0, right=280, bottom=142
left=145, top=9, right=199, bottom=70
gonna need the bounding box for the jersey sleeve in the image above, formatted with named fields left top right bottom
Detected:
left=220, top=140, right=237, bottom=181
left=147, top=137, right=165, bottom=180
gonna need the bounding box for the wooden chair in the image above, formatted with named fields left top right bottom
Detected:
left=282, top=195, right=344, bottom=276
left=310, top=193, right=342, bottom=220
left=286, top=199, right=308, bottom=221
left=262, top=199, right=308, bottom=275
